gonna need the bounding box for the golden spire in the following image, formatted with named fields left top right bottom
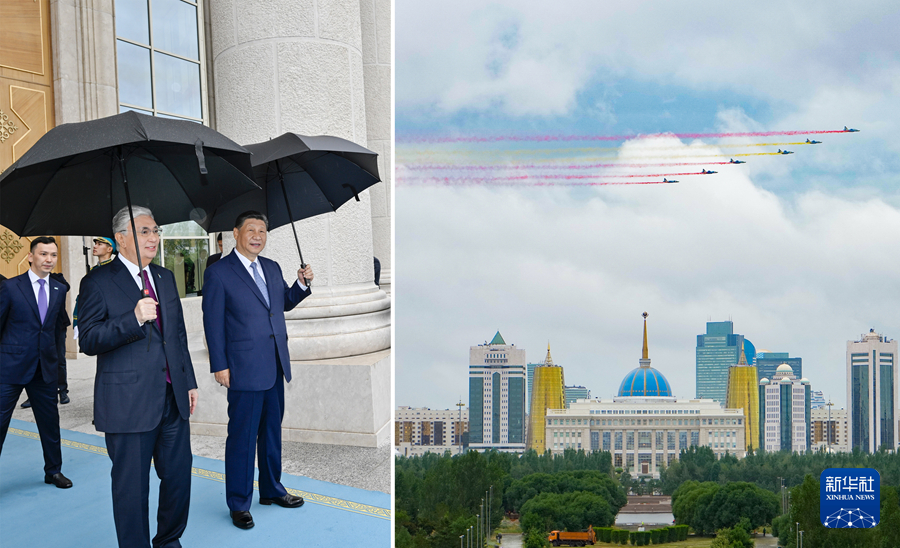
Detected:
left=738, top=346, right=748, bottom=366
left=543, top=342, right=554, bottom=367
left=641, top=312, right=649, bottom=360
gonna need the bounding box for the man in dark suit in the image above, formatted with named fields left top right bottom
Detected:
left=203, top=211, right=313, bottom=530
left=0, top=236, right=72, bottom=488
left=78, top=206, right=199, bottom=548
left=206, top=232, right=224, bottom=269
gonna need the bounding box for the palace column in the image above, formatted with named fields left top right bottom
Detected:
left=197, top=0, right=391, bottom=446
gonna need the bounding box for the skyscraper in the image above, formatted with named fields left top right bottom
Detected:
left=565, top=386, right=591, bottom=406
left=847, top=329, right=898, bottom=453
left=726, top=349, right=759, bottom=452
left=756, top=352, right=803, bottom=385
left=759, top=364, right=811, bottom=452
left=527, top=345, right=566, bottom=454
left=526, top=362, right=540, bottom=413
left=469, top=331, right=527, bottom=452
left=696, top=321, right=745, bottom=402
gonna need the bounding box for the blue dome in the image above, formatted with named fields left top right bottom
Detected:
left=617, top=366, right=673, bottom=397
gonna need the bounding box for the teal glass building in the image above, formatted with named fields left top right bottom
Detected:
left=756, top=352, right=802, bottom=385
left=847, top=330, right=898, bottom=453
left=696, top=321, right=745, bottom=402
left=468, top=331, right=527, bottom=451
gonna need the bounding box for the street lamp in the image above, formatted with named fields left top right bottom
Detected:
left=796, top=522, right=799, bottom=547
left=460, top=534, right=464, bottom=548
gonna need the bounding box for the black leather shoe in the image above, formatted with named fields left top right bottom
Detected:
left=230, top=510, right=254, bottom=529
left=20, top=399, right=31, bottom=409
left=44, top=472, right=73, bottom=489
left=59, top=392, right=70, bottom=405
left=259, top=493, right=304, bottom=508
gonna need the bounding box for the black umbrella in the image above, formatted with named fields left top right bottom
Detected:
left=0, top=110, right=258, bottom=296
left=198, top=132, right=381, bottom=270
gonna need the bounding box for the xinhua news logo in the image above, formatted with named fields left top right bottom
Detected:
left=820, top=468, right=880, bottom=528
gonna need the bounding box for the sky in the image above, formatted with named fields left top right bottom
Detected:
left=394, top=1, right=900, bottom=411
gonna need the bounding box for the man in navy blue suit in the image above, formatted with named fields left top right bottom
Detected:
left=78, top=206, right=199, bottom=548
left=0, top=236, right=72, bottom=489
left=203, top=210, right=313, bottom=530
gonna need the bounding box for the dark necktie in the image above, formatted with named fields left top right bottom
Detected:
left=141, top=270, right=170, bottom=383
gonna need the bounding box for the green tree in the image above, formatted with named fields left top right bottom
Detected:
left=706, top=482, right=779, bottom=531
left=671, top=480, right=719, bottom=535
left=524, top=529, right=550, bottom=548
left=710, top=525, right=753, bottom=548
left=520, top=491, right=616, bottom=532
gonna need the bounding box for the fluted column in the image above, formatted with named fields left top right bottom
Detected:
left=208, top=0, right=390, bottom=360
left=360, top=0, right=391, bottom=295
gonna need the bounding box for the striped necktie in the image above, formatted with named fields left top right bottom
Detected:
left=251, top=262, right=270, bottom=308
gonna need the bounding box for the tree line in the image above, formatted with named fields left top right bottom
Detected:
left=396, top=445, right=900, bottom=548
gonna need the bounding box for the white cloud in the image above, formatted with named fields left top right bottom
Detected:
left=395, top=137, right=900, bottom=409
left=397, top=0, right=900, bottom=118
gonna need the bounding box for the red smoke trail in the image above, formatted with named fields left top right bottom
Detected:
left=403, top=161, right=734, bottom=171
left=400, top=129, right=851, bottom=144
left=404, top=177, right=673, bottom=187
left=397, top=176, right=683, bottom=186
left=400, top=172, right=709, bottom=182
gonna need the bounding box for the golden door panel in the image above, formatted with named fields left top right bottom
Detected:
left=0, top=0, right=59, bottom=280
left=0, top=0, right=47, bottom=79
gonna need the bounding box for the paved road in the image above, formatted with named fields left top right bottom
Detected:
left=499, top=533, right=522, bottom=548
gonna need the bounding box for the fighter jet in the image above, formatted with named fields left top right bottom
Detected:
left=843, top=126, right=860, bottom=132
left=806, top=139, right=822, bottom=144
left=777, top=149, right=794, bottom=155
left=663, top=178, right=679, bottom=184
left=729, top=158, right=746, bottom=164
left=701, top=169, right=718, bottom=174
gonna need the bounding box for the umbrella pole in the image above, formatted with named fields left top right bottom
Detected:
left=118, top=149, right=154, bottom=349
left=276, top=167, right=310, bottom=287
left=118, top=150, right=149, bottom=298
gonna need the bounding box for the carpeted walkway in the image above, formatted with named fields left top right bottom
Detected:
left=1, top=418, right=390, bottom=546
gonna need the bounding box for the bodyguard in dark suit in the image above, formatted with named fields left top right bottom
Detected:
left=203, top=211, right=313, bottom=530
left=78, top=206, right=198, bottom=548
left=0, top=237, right=72, bottom=488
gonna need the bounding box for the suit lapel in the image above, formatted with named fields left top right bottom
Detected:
left=228, top=253, right=269, bottom=308
left=44, top=277, right=61, bottom=326
left=149, top=264, right=166, bottom=335
left=260, top=258, right=278, bottom=309
left=110, top=258, right=142, bottom=304
left=16, top=275, right=41, bottom=323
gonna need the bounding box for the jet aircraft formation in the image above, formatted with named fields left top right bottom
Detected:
left=396, top=127, right=861, bottom=187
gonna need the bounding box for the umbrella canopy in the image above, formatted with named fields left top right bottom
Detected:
left=199, top=132, right=381, bottom=234
left=0, top=110, right=257, bottom=237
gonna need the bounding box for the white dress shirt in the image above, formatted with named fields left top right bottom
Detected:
left=27, top=269, right=51, bottom=309
left=117, top=254, right=159, bottom=296
left=118, top=255, right=160, bottom=327
left=234, top=251, right=307, bottom=291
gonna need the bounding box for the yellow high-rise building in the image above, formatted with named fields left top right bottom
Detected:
left=527, top=344, right=566, bottom=453
left=725, top=349, right=759, bottom=452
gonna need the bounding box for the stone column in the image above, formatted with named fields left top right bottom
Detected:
left=360, top=0, right=391, bottom=295
left=199, top=0, right=391, bottom=446
left=50, top=0, right=119, bottom=357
